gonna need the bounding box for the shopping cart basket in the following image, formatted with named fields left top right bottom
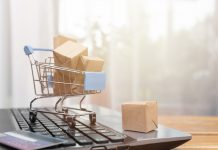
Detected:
left=24, top=45, right=106, bottom=128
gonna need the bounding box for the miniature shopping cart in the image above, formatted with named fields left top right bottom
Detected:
left=24, top=45, right=106, bottom=128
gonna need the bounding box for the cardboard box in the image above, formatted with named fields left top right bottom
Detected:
left=122, top=101, right=158, bottom=133
left=74, top=56, right=104, bottom=93
left=53, top=35, right=77, bottom=49
left=53, top=41, right=88, bottom=95
left=77, top=56, right=104, bottom=72
left=53, top=41, right=88, bottom=69
left=53, top=70, right=78, bottom=95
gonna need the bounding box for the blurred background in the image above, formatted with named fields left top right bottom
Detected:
left=0, top=0, right=217, bottom=115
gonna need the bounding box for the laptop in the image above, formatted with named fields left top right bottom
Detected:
left=0, top=105, right=191, bottom=150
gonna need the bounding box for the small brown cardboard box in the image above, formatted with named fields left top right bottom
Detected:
left=122, top=101, right=158, bottom=133
left=74, top=56, right=104, bottom=93
left=53, top=71, right=76, bottom=95
left=53, top=35, right=77, bottom=49
left=53, top=41, right=88, bottom=69
left=53, top=41, right=88, bottom=95
left=77, top=56, right=104, bottom=72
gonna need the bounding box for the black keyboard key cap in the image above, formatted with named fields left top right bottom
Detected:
left=76, top=125, right=87, bottom=129
left=35, top=131, right=50, bottom=136
left=74, top=136, right=92, bottom=145
left=56, top=135, right=70, bottom=139
left=48, top=128, right=62, bottom=132
left=31, top=126, right=44, bottom=130
left=97, top=129, right=110, bottom=133
left=52, top=132, right=66, bottom=137
left=32, top=128, right=46, bottom=132
left=20, top=125, right=28, bottom=128
left=82, top=130, right=96, bottom=134
left=21, top=127, right=31, bottom=131
left=102, top=132, right=116, bottom=136
left=75, top=122, right=83, bottom=126
left=79, top=128, right=91, bottom=131
left=46, top=126, right=60, bottom=130
left=62, top=139, right=76, bottom=146
left=60, top=126, right=70, bottom=131
left=40, top=131, right=50, bottom=136
left=92, top=126, right=105, bottom=130
left=108, top=135, right=125, bottom=142
left=44, top=124, right=57, bottom=128
left=41, top=122, right=53, bottom=125
left=88, top=134, right=109, bottom=144
left=55, top=121, right=68, bottom=126
left=67, top=130, right=84, bottom=137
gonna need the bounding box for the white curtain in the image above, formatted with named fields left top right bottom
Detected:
left=0, top=0, right=58, bottom=108
left=0, top=0, right=11, bottom=107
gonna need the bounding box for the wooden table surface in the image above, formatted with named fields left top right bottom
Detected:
left=159, top=116, right=218, bottom=150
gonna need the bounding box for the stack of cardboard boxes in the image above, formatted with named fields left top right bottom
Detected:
left=53, top=35, right=104, bottom=95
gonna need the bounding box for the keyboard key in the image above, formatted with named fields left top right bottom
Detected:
left=79, top=128, right=91, bottom=131
left=102, top=132, right=116, bottom=136
left=67, top=130, right=84, bottom=137
left=32, top=128, right=46, bottom=132
left=44, top=124, right=57, bottom=128
left=76, top=125, right=87, bottom=129
left=74, top=136, right=92, bottom=145
left=62, top=139, right=76, bottom=146
left=60, top=126, right=70, bottom=131
left=20, top=124, right=29, bottom=128
left=21, top=127, right=31, bottom=131
left=82, top=130, right=96, bottom=134
left=46, top=126, right=60, bottom=130
left=41, top=121, right=53, bottom=124
left=108, top=135, right=125, bottom=142
left=92, top=126, right=105, bottom=130
left=52, top=132, right=66, bottom=137
left=48, top=128, right=62, bottom=132
left=75, top=122, right=83, bottom=126
left=97, top=129, right=110, bottom=133
left=30, top=123, right=43, bottom=127
left=55, top=135, right=70, bottom=139
left=39, top=131, right=50, bottom=136
left=31, top=126, right=44, bottom=130
left=88, top=134, right=109, bottom=144
left=55, top=121, right=68, bottom=126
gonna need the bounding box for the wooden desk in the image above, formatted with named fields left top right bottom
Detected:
left=159, top=116, right=218, bottom=150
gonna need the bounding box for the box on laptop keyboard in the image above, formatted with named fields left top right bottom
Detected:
left=122, top=101, right=158, bottom=133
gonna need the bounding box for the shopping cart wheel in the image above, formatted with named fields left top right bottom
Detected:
left=29, top=111, right=37, bottom=123
left=89, top=113, right=96, bottom=125
left=66, top=116, right=76, bottom=129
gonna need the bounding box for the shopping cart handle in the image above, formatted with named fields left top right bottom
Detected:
left=24, top=45, right=52, bottom=55
left=84, top=72, right=106, bottom=91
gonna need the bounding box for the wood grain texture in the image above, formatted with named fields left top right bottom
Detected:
left=159, top=116, right=218, bottom=149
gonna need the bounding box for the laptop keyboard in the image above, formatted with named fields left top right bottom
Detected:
left=11, top=108, right=126, bottom=148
